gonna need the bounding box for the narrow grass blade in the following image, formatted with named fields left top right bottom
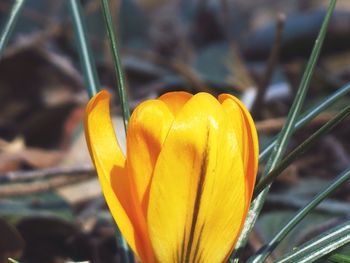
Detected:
left=259, top=82, right=350, bottom=163
left=248, top=167, right=350, bottom=263
left=69, top=0, right=100, bottom=98
left=0, top=0, right=25, bottom=59
left=254, top=104, right=350, bottom=196
left=231, top=1, right=337, bottom=261
left=328, top=253, right=350, bottom=263
left=8, top=259, right=20, bottom=263
left=100, top=0, right=130, bottom=133
left=100, top=1, right=132, bottom=261
left=69, top=1, right=132, bottom=261
left=275, top=220, right=350, bottom=263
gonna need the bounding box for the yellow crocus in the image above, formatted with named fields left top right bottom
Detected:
left=84, top=90, right=259, bottom=263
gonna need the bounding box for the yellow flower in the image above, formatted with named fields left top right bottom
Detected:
left=84, top=90, right=259, bottom=263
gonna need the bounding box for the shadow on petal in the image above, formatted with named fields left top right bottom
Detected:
left=110, top=166, right=156, bottom=263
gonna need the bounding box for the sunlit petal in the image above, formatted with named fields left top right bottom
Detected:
left=84, top=91, right=155, bottom=262
left=126, top=99, right=174, bottom=213
left=84, top=91, right=136, bottom=251
left=147, top=92, right=247, bottom=263
left=159, top=91, right=193, bottom=116
left=219, top=94, right=259, bottom=199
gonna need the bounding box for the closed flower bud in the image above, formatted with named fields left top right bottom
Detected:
left=84, top=90, right=258, bottom=263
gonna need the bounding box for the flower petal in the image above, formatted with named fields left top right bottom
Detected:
left=126, top=99, right=174, bottom=213
left=147, top=92, right=247, bottom=263
left=84, top=90, right=155, bottom=262
left=159, top=91, right=193, bottom=116
left=84, top=91, right=135, bottom=249
left=219, top=94, right=259, bottom=199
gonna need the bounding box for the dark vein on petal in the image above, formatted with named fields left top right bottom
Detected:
left=180, top=225, right=186, bottom=263
left=184, top=129, right=209, bottom=263
left=196, top=249, right=203, bottom=263
left=192, top=223, right=205, bottom=263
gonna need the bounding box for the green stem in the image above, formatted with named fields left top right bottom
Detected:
left=100, top=0, right=130, bottom=133
left=69, top=0, right=100, bottom=98
left=231, top=1, right=337, bottom=261
left=248, top=167, right=350, bottom=263
left=254, top=105, right=350, bottom=196
left=0, top=0, right=25, bottom=59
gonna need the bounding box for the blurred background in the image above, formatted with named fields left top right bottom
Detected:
left=1, top=0, right=350, bottom=262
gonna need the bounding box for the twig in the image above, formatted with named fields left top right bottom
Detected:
left=0, top=173, right=92, bottom=197
left=0, top=164, right=94, bottom=183
left=251, top=13, right=286, bottom=118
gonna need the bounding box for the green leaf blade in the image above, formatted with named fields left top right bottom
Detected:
left=69, top=0, right=100, bottom=98
left=100, top=0, right=130, bottom=133
left=328, top=253, right=350, bottom=263
left=254, top=104, right=350, bottom=196
left=249, top=167, right=350, bottom=263
left=232, top=1, right=338, bottom=262
left=259, top=82, right=350, bottom=163
left=275, top=220, right=350, bottom=263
